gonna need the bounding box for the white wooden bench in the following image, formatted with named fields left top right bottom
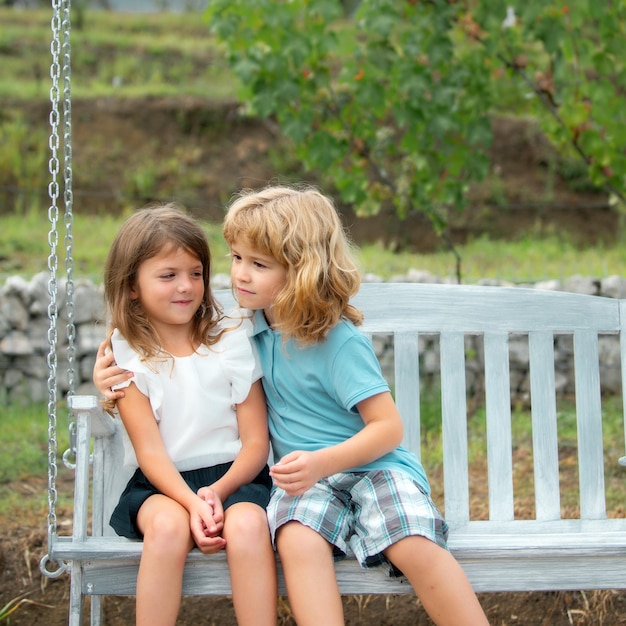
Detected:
left=52, top=282, right=626, bottom=625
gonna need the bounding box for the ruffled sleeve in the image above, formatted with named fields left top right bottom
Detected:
left=217, top=309, right=263, bottom=406
left=110, top=329, right=164, bottom=420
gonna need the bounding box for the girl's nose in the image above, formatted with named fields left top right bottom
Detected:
left=178, top=276, right=192, bottom=291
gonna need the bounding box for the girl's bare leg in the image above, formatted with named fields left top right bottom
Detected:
left=276, top=521, right=343, bottom=626
left=384, top=535, right=490, bottom=626
left=135, top=495, right=194, bottom=626
left=223, top=502, right=277, bottom=626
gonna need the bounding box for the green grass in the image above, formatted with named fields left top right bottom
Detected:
left=0, top=7, right=236, bottom=100
left=3, top=209, right=626, bottom=284
left=0, top=401, right=70, bottom=515
left=357, top=233, right=626, bottom=284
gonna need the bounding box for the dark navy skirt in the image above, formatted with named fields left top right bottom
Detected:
left=110, top=461, right=272, bottom=539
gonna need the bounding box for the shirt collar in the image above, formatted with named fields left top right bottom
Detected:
left=251, top=308, right=270, bottom=336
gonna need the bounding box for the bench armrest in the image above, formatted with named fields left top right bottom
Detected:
left=68, top=394, right=117, bottom=438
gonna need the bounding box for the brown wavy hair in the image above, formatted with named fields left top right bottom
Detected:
left=103, top=204, right=223, bottom=361
left=223, top=185, right=363, bottom=344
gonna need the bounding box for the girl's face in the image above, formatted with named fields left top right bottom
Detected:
left=131, top=245, right=204, bottom=337
left=229, top=238, right=287, bottom=325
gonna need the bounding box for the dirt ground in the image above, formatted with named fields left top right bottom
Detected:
left=1, top=98, right=623, bottom=624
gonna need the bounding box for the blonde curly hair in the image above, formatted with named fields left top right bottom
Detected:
left=223, top=185, right=363, bottom=344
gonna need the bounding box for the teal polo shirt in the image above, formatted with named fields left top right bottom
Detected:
left=251, top=310, right=430, bottom=494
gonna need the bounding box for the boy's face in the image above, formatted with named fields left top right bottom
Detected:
left=229, top=238, right=287, bottom=325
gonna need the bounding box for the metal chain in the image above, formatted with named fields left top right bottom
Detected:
left=41, top=0, right=70, bottom=580
left=61, top=0, right=77, bottom=470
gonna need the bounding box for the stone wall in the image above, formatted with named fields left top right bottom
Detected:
left=2, top=271, right=626, bottom=404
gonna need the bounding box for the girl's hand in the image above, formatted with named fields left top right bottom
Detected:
left=93, top=341, right=133, bottom=400
left=189, top=494, right=226, bottom=554
left=270, top=450, right=324, bottom=496
left=196, top=486, right=225, bottom=532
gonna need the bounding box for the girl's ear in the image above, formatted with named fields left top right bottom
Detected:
left=129, top=283, right=138, bottom=300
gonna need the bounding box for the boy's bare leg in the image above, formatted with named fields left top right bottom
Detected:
left=276, top=521, right=344, bottom=626
left=385, top=535, right=490, bottom=626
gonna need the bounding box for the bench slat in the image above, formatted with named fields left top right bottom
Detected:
left=440, top=331, right=470, bottom=523
left=621, top=302, right=626, bottom=461
left=354, top=284, right=620, bottom=333
left=574, top=329, right=606, bottom=520
left=394, top=331, right=421, bottom=459
left=484, top=331, right=514, bottom=521
left=52, top=526, right=626, bottom=595
left=529, top=330, right=561, bottom=521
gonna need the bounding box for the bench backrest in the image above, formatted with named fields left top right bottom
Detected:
left=95, top=283, right=626, bottom=537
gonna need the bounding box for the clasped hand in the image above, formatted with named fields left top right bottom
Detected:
left=190, top=487, right=226, bottom=554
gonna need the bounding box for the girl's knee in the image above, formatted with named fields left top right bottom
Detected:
left=224, top=503, right=270, bottom=545
left=139, top=501, right=192, bottom=554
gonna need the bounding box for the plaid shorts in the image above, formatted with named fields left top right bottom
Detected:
left=267, top=469, right=449, bottom=577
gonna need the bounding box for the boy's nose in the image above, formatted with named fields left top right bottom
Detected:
left=233, top=265, right=249, bottom=282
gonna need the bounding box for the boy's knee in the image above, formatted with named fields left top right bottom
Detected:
left=276, top=521, right=328, bottom=557
left=384, top=534, right=445, bottom=572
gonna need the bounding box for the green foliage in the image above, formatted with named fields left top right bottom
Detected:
left=206, top=0, right=493, bottom=238
left=468, top=0, right=626, bottom=208
left=206, top=0, right=626, bottom=245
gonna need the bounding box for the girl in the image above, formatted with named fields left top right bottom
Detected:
left=97, top=204, right=276, bottom=626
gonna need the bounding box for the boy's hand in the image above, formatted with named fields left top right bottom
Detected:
left=270, top=450, right=324, bottom=496
left=93, top=341, right=133, bottom=400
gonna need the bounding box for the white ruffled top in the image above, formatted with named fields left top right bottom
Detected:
left=111, top=310, right=262, bottom=472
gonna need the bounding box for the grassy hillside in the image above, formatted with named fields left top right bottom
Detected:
left=0, top=7, right=235, bottom=99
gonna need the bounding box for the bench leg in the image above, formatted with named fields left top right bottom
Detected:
left=68, top=561, right=83, bottom=626
left=90, top=596, right=103, bottom=626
